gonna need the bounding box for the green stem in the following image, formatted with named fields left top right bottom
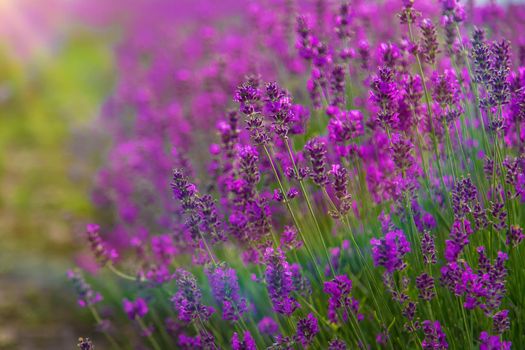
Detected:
left=284, top=138, right=336, bottom=276
left=262, top=143, right=325, bottom=281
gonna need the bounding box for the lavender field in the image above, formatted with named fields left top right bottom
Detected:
left=1, top=0, right=525, bottom=349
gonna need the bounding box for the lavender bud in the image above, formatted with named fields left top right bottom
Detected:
left=419, top=18, right=439, bottom=65
left=422, top=320, right=448, bottom=350
left=416, top=273, right=436, bottom=301
left=305, top=137, right=329, bottom=186
left=77, top=338, right=95, bottom=350
left=295, top=314, right=319, bottom=348
left=86, top=224, right=118, bottom=266
left=506, top=225, right=524, bottom=248
left=421, top=230, right=437, bottom=265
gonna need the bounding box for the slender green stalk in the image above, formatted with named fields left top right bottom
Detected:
left=283, top=138, right=336, bottom=276
left=262, top=143, right=325, bottom=281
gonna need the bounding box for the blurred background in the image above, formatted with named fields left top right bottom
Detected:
left=0, top=0, right=115, bottom=347
left=0, top=0, right=523, bottom=349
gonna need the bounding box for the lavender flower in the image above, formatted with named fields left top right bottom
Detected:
left=432, top=71, right=460, bottom=108
left=258, top=317, right=279, bottom=335
left=307, top=75, right=322, bottom=109
left=358, top=40, right=370, bottom=69
left=327, top=110, right=364, bottom=143
left=206, top=264, right=247, bottom=321
left=371, top=229, right=411, bottom=272
left=441, top=248, right=508, bottom=313
left=264, top=82, right=293, bottom=137
left=296, top=16, right=315, bottom=60
left=200, top=331, right=218, bottom=350
left=471, top=28, right=492, bottom=86
left=328, top=339, right=347, bottom=350
left=305, top=137, right=329, bottom=186
left=172, top=168, right=200, bottom=211
left=444, top=219, right=473, bottom=262
left=441, top=0, right=464, bottom=53
left=199, top=194, right=226, bottom=243
left=235, top=80, right=262, bottom=115
left=421, top=230, right=437, bottom=264
left=235, top=79, right=270, bottom=145
left=263, top=247, right=300, bottom=315
left=295, top=313, right=319, bottom=348
left=493, top=309, right=510, bottom=334
left=503, top=157, right=522, bottom=189
left=178, top=334, right=202, bottom=349
left=416, top=273, right=436, bottom=301
left=86, top=224, right=118, bottom=266
left=67, top=269, right=102, bottom=308
left=484, top=251, right=508, bottom=313
left=330, top=64, right=346, bottom=108
left=419, top=18, right=439, bottom=65
left=123, top=297, right=148, bottom=319
left=232, top=332, right=256, bottom=350
left=151, top=234, right=178, bottom=264
left=281, top=226, right=302, bottom=251
left=403, top=301, right=417, bottom=322
left=479, top=332, right=511, bottom=350
left=238, top=145, right=261, bottom=192
left=330, top=164, right=348, bottom=199
left=77, top=338, right=94, bottom=350
left=218, top=110, right=240, bottom=159
left=379, top=43, right=401, bottom=69
left=422, top=320, right=448, bottom=349
left=399, top=0, right=420, bottom=24
left=490, top=200, right=507, bottom=231
left=452, top=178, right=479, bottom=218
left=473, top=201, right=488, bottom=231
left=334, top=2, right=350, bottom=39
left=329, top=164, right=352, bottom=215
left=390, top=133, right=415, bottom=174
left=487, top=40, right=511, bottom=106
left=323, top=275, right=362, bottom=324
left=370, top=66, right=399, bottom=129
left=172, top=269, right=214, bottom=322
left=506, top=225, right=524, bottom=247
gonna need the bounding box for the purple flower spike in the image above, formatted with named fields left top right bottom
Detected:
left=232, top=331, right=256, bottom=350
left=206, top=264, right=247, bottom=321
left=493, top=309, right=510, bottom=335
left=86, top=224, right=118, bottom=266
left=444, top=219, right=473, bottom=262
left=416, top=273, right=436, bottom=301
left=422, top=320, right=448, bottom=349
left=171, top=269, right=214, bottom=323
left=235, top=80, right=262, bottom=116
left=258, top=317, right=279, bottom=335
left=421, top=230, right=437, bottom=265
left=67, top=269, right=102, bottom=308
left=305, top=137, right=329, bottom=186
left=479, top=331, right=511, bottom=350
left=328, top=339, right=347, bottom=350
left=371, top=229, right=411, bottom=272
left=264, top=81, right=294, bottom=138
left=328, top=110, right=364, bottom=143
left=324, top=275, right=362, bottom=324
left=419, top=18, right=439, bottom=65
left=295, top=313, right=319, bottom=348
left=370, top=66, right=399, bottom=130
left=263, top=247, right=300, bottom=315
left=123, top=297, right=148, bottom=319
left=506, top=225, right=524, bottom=247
